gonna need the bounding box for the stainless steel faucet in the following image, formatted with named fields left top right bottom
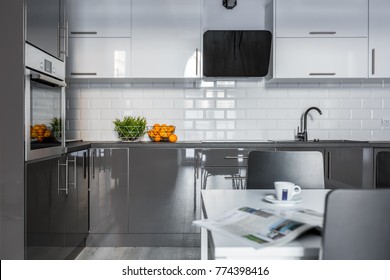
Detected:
left=297, top=107, right=322, bottom=141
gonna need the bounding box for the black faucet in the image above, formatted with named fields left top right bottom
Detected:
left=297, top=107, right=322, bottom=141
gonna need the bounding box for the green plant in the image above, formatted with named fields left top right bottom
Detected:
left=113, top=116, right=147, bottom=141
left=50, top=117, right=62, bottom=141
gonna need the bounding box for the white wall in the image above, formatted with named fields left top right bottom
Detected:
left=66, top=81, right=390, bottom=142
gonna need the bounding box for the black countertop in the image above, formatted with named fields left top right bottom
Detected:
left=79, top=140, right=390, bottom=149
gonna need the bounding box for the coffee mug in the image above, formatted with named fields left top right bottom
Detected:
left=274, top=181, right=301, bottom=201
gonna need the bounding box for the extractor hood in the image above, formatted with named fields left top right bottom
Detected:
left=203, top=30, right=272, bottom=78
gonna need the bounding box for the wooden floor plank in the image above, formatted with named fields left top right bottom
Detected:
left=76, top=247, right=201, bottom=260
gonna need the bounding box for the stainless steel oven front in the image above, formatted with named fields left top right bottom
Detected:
left=25, top=43, right=66, bottom=161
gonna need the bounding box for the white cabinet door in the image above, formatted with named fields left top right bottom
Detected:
left=275, top=0, right=368, bottom=38
left=131, top=0, right=201, bottom=78
left=67, top=38, right=131, bottom=78
left=66, top=0, right=131, bottom=37
left=274, top=38, right=368, bottom=79
left=369, top=0, right=390, bottom=78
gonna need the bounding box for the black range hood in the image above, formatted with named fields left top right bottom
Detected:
left=203, top=30, right=272, bottom=78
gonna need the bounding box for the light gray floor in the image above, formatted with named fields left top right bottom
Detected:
left=75, top=247, right=201, bottom=260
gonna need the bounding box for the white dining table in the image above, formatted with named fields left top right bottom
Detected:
left=200, top=189, right=331, bottom=260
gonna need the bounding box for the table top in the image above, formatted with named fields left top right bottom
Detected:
left=201, top=189, right=331, bottom=260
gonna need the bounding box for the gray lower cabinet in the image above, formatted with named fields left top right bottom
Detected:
left=325, top=148, right=374, bottom=189
left=89, top=148, right=129, bottom=234
left=128, top=148, right=199, bottom=247
left=26, top=149, right=88, bottom=259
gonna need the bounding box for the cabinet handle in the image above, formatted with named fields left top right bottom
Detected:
left=309, top=31, right=336, bottom=35
left=57, top=160, right=68, bottom=195
left=195, top=48, right=199, bottom=76
left=59, top=22, right=68, bottom=57
left=83, top=152, right=87, bottom=179
left=224, top=156, right=248, bottom=159
left=224, top=176, right=246, bottom=180
left=309, top=73, right=336, bottom=76
left=70, top=31, right=97, bottom=35
left=327, top=151, right=332, bottom=179
left=70, top=73, right=97, bottom=76
left=372, top=48, right=376, bottom=75
left=67, top=157, right=77, bottom=190
left=92, top=150, right=95, bottom=179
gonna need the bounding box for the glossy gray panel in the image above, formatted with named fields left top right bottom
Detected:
left=0, top=0, right=25, bottom=259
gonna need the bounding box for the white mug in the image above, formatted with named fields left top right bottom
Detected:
left=274, top=181, right=301, bottom=201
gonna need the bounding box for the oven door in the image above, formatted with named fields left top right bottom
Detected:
left=25, top=69, right=66, bottom=161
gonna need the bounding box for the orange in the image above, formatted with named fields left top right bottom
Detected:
left=168, top=134, right=178, bottom=143
left=153, top=124, right=161, bottom=131
left=168, top=125, right=175, bottom=132
left=153, top=135, right=161, bottom=142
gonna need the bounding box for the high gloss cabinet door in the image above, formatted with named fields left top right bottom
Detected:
left=131, top=0, right=201, bottom=78
left=275, top=38, right=368, bottom=79
left=66, top=0, right=131, bottom=37
left=369, top=0, right=390, bottom=78
left=128, top=149, right=199, bottom=235
left=90, top=148, right=129, bottom=233
left=275, top=0, right=368, bottom=38
left=67, top=38, right=131, bottom=78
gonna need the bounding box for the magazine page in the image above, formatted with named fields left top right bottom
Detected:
left=193, top=206, right=317, bottom=249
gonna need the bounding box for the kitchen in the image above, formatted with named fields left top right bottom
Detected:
left=1, top=0, right=390, bottom=263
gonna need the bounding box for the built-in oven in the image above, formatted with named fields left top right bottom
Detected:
left=25, top=43, right=66, bottom=161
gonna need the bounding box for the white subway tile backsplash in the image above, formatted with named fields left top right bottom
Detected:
left=163, top=110, right=184, bottom=120
left=90, top=99, right=111, bottom=109
left=196, top=99, right=214, bottom=109
left=351, top=109, right=372, bottom=119
left=122, top=89, right=143, bottom=98
left=216, top=100, right=235, bottom=109
left=340, top=99, right=361, bottom=109
left=206, top=110, right=225, bottom=119
left=320, top=99, right=341, bottom=109
left=90, top=120, right=111, bottom=130
left=362, top=99, right=382, bottom=109
left=183, top=110, right=203, bottom=119
left=246, top=109, right=267, bottom=119
left=101, top=89, right=122, bottom=99
left=195, top=121, right=214, bottom=130
left=226, top=110, right=246, bottom=119
left=216, top=120, right=235, bottom=130
left=340, top=120, right=361, bottom=130
left=133, top=99, right=153, bottom=108
left=67, top=82, right=390, bottom=141
left=80, top=109, right=100, bottom=120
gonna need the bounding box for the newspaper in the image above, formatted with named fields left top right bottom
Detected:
left=193, top=206, right=323, bottom=249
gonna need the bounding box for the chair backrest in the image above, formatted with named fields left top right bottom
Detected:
left=322, top=189, right=390, bottom=260
left=246, top=150, right=325, bottom=189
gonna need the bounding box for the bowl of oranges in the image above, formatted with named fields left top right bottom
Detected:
left=30, top=124, right=57, bottom=143
left=147, top=124, right=178, bottom=143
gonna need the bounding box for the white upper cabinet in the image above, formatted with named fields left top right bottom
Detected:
left=275, top=0, right=368, bottom=38
left=131, top=0, right=201, bottom=78
left=369, top=0, right=390, bottom=78
left=275, top=38, right=368, bottom=79
left=66, top=0, right=131, bottom=37
left=66, top=38, right=131, bottom=78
